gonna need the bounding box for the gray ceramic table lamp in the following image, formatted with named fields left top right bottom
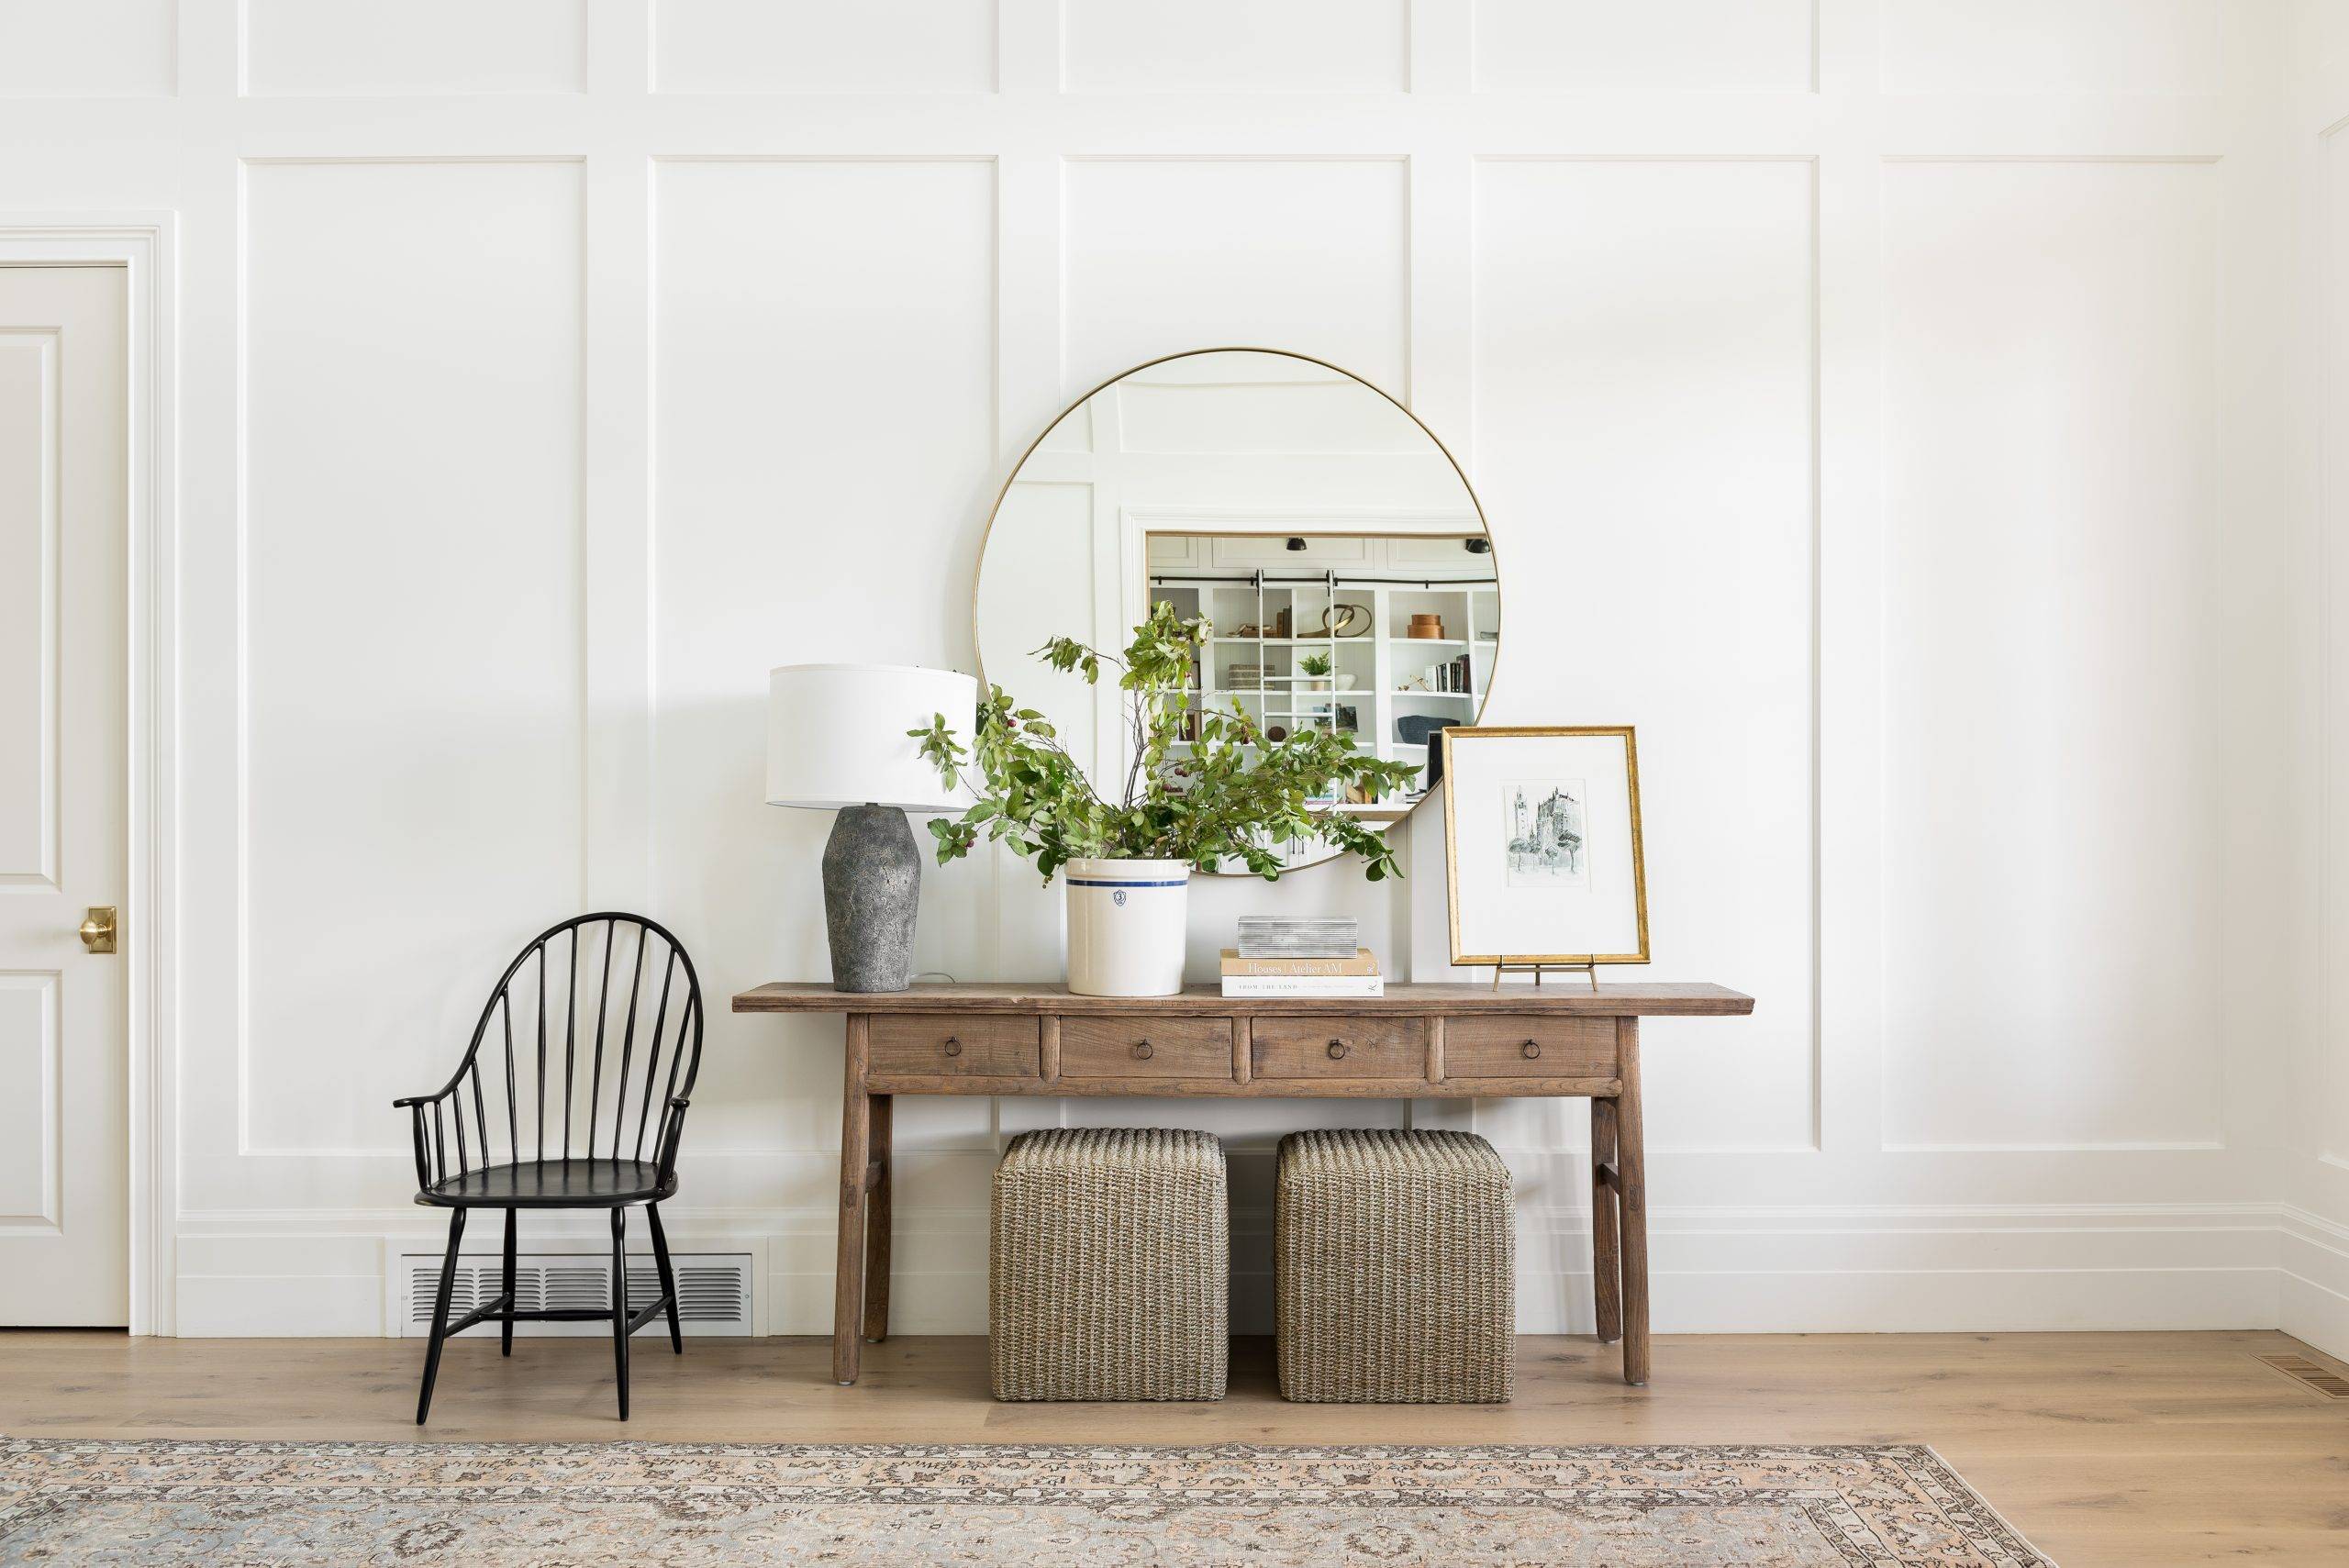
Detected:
left=766, top=663, right=975, bottom=992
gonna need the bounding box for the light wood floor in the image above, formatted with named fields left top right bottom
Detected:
left=3, top=1330, right=2343, bottom=1564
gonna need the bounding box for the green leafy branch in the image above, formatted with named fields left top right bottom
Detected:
left=909, top=602, right=1421, bottom=882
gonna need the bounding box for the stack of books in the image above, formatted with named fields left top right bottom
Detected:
left=1222, top=916, right=1382, bottom=996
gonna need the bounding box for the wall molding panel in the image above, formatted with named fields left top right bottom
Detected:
left=0, top=0, right=177, bottom=98
left=1473, top=0, right=1818, bottom=95
left=654, top=0, right=999, bottom=95
left=242, top=0, right=588, bottom=97
left=228, top=157, right=587, bottom=1173
left=0, top=0, right=2323, bottom=1339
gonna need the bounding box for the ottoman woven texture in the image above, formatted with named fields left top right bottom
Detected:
left=989, top=1127, right=1229, bottom=1401
left=1276, top=1128, right=1516, bottom=1403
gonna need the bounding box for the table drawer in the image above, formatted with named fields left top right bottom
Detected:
left=1060, top=1017, right=1234, bottom=1080
left=1252, top=1016, right=1426, bottom=1080
left=868, top=1015, right=1041, bottom=1079
left=1443, top=1016, right=1618, bottom=1079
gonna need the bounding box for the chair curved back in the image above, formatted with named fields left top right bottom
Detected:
left=402, top=913, right=705, bottom=1191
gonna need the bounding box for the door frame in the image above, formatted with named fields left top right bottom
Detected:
left=0, top=217, right=178, bottom=1334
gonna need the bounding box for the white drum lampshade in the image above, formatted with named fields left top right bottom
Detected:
left=765, top=664, right=976, bottom=812
left=766, top=664, right=975, bottom=994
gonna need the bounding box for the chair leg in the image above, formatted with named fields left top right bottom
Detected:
left=500, top=1207, right=518, bottom=1357
left=609, top=1206, right=631, bottom=1421
left=417, top=1207, right=468, bottom=1425
left=646, top=1202, right=684, bottom=1354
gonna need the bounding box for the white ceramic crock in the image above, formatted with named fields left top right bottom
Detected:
left=1064, top=857, right=1191, bottom=997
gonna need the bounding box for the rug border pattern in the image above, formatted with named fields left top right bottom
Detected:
left=0, top=1437, right=2054, bottom=1565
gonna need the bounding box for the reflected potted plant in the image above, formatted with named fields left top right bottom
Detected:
left=912, top=604, right=1419, bottom=996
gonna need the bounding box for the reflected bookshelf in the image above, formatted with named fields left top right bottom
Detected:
left=1147, top=534, right=1498, bottom=822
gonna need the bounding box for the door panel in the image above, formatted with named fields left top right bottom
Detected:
left=0, top=266, right=128, bottom=1325
left=0, top=322, right=56, bottom=885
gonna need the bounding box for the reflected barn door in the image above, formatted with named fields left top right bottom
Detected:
left=0, top=266, right=128, bottom=1325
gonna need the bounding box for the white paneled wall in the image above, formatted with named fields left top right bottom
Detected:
left=1473, top=0, right=1817, bottom=93
left=1065, top=1, right=1408, bottom=94
left=0, top=0, right=2335, bottom=1342
left=0, top=0, right=176, bottom=97
left=1880, top=0, right=2221, bottom=95
left=244, top=1, right=587, bottom=95
left=1062, top=160, right=1411, bottom=393
left=1880, top=160, right=2221, bottom=1151
left=1471, top=158, right=1816, bottom=1155
left=651, top=158, right=1003, bottom=1215
left=2293, top=0, right=2349, bottom=1360
left=654, top=1, right=996, bottom=95
left=239, top=161, right=586, bottom=1164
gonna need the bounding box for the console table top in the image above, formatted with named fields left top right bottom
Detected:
left=732, top=980, right=1753, bottom=1018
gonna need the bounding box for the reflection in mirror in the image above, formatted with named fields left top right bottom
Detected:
left=974, top=350, right=1498, bottom=872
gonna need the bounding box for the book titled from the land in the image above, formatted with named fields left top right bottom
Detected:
left=1219, top=948, right=1378, bottom=977
left=1219, top=973, right=1386, bottom=997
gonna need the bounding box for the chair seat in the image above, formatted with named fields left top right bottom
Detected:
left=419, top=1158, right=676, bottom=1209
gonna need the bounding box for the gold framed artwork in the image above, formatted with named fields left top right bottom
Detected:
left=1440, top=726, right=1649, bottom=968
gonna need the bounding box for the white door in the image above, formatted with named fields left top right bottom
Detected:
left=0, top=265, right=128, bottom=1325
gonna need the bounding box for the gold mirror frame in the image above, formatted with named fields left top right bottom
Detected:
left=970, top=346, right=1502, bottom=875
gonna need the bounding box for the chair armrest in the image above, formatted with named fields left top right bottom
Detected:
left=394, top=1089, right=453, bottom=1189
left=654, top=1095, right=694, bottom=1178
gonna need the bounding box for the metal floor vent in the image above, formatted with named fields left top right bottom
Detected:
left=2259, top=1353, right=2349, bottom=1398
left=400, top=1252, right=752, bottom=1338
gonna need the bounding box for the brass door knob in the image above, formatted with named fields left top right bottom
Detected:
left=1327, top=1039, right=1349, bottom=1061
left=942, top=1037, right=963, bottom=1057
left=78, top=906, right=117, bottom=954
left=1133, top=1040, right=1154, bottom=1061
left=1520, top=1039, right=1542, bottom=1060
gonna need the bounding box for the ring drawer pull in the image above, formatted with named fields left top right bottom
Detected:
left=1133, top=1040, right=1154, bottom=1061
left=1327, top=1039, right=1350, bottom=1061
left=942, top=1036, right=963, bottom=1058
left=1520, top=1039, right=1542, bottom=1060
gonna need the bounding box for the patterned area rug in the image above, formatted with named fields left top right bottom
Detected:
left=0, top=1439, right=2053, bottom=1565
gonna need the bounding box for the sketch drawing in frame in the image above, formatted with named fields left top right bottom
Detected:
left=1442, top=727, right=1648, bottom=971
left=1503, top=780, right=1590, bottom=889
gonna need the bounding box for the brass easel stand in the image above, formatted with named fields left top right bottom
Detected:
left=1488, top=959, right=1599, bottom=992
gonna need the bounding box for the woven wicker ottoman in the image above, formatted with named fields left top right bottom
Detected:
left=989, top=1127, right=1229, bottom=1401
left=1275, top=1129, right=1516, bottom=1403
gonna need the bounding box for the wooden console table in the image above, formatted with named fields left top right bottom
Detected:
left=732, top=981, right=1753, bottom=1389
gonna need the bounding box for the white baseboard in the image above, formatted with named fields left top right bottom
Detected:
left=2278, top=1207, right=2349, bottom=1361
left=169, top=1200, right=2291, bottom=1339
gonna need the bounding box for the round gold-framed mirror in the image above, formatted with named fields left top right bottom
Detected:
left=973, top=348, right=1499, bottom=873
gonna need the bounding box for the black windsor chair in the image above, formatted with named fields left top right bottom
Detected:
left=395, top=913, right=705, bottom=1422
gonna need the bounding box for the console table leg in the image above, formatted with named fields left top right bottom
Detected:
left=1590, top=1095, right=1622, bottom=1345
left=1616, top=1019, right=1651, bottom=1386
left=833, top=1016, right=871, bottom=1385
left=863, top=1093, right=893, bottom=1345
